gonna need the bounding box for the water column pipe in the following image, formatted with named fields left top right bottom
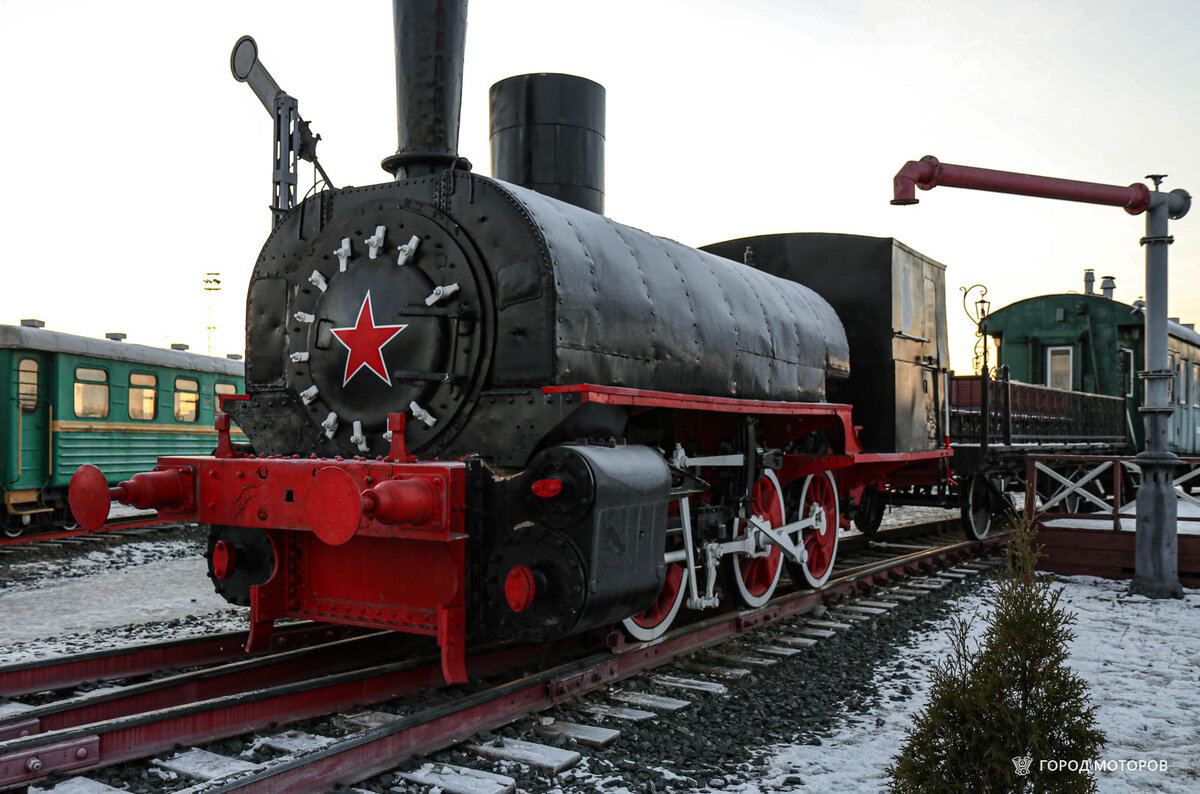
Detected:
left=892, top=155, right=1190, bottom=598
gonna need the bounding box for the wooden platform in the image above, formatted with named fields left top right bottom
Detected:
left=1035, top=526, right=1200, bottom=588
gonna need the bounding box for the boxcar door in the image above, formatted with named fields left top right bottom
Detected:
left=8, top=352, right=50, bottom=493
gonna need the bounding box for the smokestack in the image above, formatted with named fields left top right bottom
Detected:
left=1084, top=268, right=1095, bottom=294
left=380, top=0, right=469, bottom=179
left=489, top=73, right=606, bottom=214
left=1100, top=275, right=1116, bottom=299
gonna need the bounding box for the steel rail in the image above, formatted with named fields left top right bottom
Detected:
left=0, top=639, right=556, bottom=790
left=192, top=532, right=1010, bottom=794
left=0, top=630, right=423, bottom=741
left=0, top=622, right=358, bottom=698
left=0, top=518, right=178, bottom=548
left=0, top=521, right=1003, bottom=790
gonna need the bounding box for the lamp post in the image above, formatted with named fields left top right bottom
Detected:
left=962, top=283, right=991, bottom=377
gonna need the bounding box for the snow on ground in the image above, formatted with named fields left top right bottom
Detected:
left=0, top=557, right=238, bottom=650
left=1045, top=493, right=1200, bottom=535
left=721, top=576, right=1200, bottom=794
left=3, top=523, right=1196, bottom=792
left=878, top=505, right=959, bottom=530
left=2, top=536, right=204, bottom=588
left=0, top=537, right=245, bottom=665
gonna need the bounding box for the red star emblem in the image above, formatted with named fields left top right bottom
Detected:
left=330, top=292, right=408, bottom=386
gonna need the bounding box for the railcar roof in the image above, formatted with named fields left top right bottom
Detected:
left=987, top=293, right=1200, bottom=348
left=0, top=324, right=244, bottom=376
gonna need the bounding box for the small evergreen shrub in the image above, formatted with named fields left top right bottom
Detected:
left=888, top=518, right=1105, bottom=793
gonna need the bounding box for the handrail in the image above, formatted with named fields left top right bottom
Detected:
left=949, top=374, right=1127, bottom=445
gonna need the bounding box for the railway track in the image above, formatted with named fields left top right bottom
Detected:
left=0, top=519, right=1005, bottom=792
left=0, top=521, right=188, bottom=551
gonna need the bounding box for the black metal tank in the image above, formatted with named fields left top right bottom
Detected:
left=229, top=173, right=850, bottom=464
left=226, top=0, right=849, bottom=465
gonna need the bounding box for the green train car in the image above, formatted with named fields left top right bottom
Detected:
left=2, top=320, right=244, bottom=536
left=983, top=272, right=1200, bottom=454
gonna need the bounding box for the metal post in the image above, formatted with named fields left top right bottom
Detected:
left=231, top=35, right=333, bottom=229
left=1131, top=187, right=1190, bottom=598
left=979, top=362, right=990, bottom=456
left=1001, top=364, right=1013, bottom=446
left=272, top=94, right=299, bottom=226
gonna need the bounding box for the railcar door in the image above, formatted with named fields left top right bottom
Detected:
left=5, top=352, right=50, bottom=511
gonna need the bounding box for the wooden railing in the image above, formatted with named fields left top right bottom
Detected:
left=1024, top=454, right=1200, bottom=530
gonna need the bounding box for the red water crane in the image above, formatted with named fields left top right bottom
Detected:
left=892, top=155, right=1190, bottom=599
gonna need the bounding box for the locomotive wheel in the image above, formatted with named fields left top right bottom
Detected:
left=2, top=525, right=23, bottom=539
left=622, top=531, right=686, bottom=642
left=854, top=486, right=885, bottom=536
left=206, top=525, right=276, bottom=606
left=960, top=475, right=1002, bottom=541
left=721, top=471, right=785, bottom=608
left=786, top=471, right=840, bottom=589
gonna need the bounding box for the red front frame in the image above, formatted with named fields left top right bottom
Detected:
left=149, top=441, right=470, bottom=683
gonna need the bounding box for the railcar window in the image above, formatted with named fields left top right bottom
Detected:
left=1046, top=346, right=1072, bottom=390
left=1193, top=363, right=1200, bottom=408
left=1168, top=355, right=1176, bottom=404
left=214, top=382, right=237, bottom=415
left=17, top=359, right=38, bottom=413
left=128, top=372, right=158, bottom=420
left=1179, top=360, right=1187, bottom=405
left=174, top=377, right=199, bottom=423
left=1120, top=349, right=1134, bottom=399
left=74, top=367, right=109, bottom=418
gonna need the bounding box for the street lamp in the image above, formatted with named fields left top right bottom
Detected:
left=962, top=284, right=991, bottom=376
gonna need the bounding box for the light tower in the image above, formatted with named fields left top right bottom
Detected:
left=204, top=273, right=221, bottom=355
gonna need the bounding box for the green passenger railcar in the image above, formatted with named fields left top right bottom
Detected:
left=983, top=277, right=1200, bottom=454
left=2, top=321, right=244, bottom=535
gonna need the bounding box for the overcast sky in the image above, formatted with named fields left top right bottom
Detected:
left=1, top=0, right=1197, bottom=373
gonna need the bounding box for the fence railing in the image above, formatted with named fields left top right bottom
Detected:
left=950, top=369, right=1127, bottom=448
left=1023, top=453, right=1200, bottom=530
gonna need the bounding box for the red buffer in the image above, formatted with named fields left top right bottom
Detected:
left=68, top=414, right=471, bottom=684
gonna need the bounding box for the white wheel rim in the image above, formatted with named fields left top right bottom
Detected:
left=967, top=477, right=991, bottom=540
left=622, top=564, right=687, bottom=641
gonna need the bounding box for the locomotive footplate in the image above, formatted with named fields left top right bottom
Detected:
left=69, top=414, right=473, bottom=684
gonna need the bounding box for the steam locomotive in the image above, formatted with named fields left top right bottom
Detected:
left=68, top=0, right=954, bottom=683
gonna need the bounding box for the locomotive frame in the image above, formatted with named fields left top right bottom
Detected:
left=73, top=382, right=948, bottom=683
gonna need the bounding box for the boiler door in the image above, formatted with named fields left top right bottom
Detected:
left=286, top=200, right=489, bottom=456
